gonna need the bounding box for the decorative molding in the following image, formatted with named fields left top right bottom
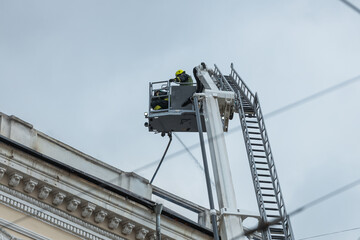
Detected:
left=81, top=203, right=96, bottom=218
left=66, top=197, right=81, bottom=212
left=0, top=217, right=50, bottom=240
left=0, top=167, right=6, bottom=180
left=0, top=149, right=201, bottom=240
left=52, top=192, right=66, bottom=206
left=135, top=227, right=149, bottom=240
left=23, top=179, right=38, bottom=193
left=108, top=216, right=121, bottom=230
left=8, top=173, right=23, bottom=187
left=147, top=232, right=156, bottom=240
left=0, top=168, right=172, bottom=240
left=94, top=210, right=108, bottom=223
left=0, top=184, right=125, bottom=240
left=38, top=186, right=52, bottom=200
left=0, top=165, right=177, bottom=240
left=121, top=222, right=135, bottom=235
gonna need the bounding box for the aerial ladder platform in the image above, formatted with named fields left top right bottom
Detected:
left=213, top=64, right=294, bottom=240
left=145, top=63, right=294, bottom=240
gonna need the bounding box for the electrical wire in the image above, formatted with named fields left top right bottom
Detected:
left=231, top=178, right=360, bottom=239
left=173, top=132, right=215, bottom=187
left=2, top=74, right=360, bottom=234
left=173, top=133, right=205, bottom=173
left=264, top=74, right=360, bottom=118
left=134, top=74, right=360, bottom=173
left=298, top=226, right=360, bottom=240
left=339, top=0, right=360, bottom=15
left=2, top=1, right=360, bottom=235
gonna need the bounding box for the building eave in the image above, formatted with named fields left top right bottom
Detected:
left=0, top=133, right=213, bottom=237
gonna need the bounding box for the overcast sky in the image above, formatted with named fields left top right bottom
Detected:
left=1, top=0, right=360, bottom=239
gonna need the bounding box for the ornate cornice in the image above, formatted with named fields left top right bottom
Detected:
left=0, top=147, right=207, bottom=240
left=0, top=162, right=158, bottom=238
left=0, top=162, right=164, bottom=240
left=0, top=183, right=125, bottom=240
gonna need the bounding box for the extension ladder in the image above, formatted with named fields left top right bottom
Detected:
left=214, top=64, right=294, bottom=240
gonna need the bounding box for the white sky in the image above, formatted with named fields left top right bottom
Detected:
left=1, top=0, right=360, bottom=239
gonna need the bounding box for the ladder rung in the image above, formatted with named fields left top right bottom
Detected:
left=247, top=126, right=259, bottom=129
left=258, top=174, right=271, bottom=177
left=246, top=120, right=258, bottom=123
left=270, top=228, right=284, bottom=233
left=271, top=236, right=285, bottom=239
left=253, top=149, right=265, bottom=152
left=261, top=187, right=274, bottom=190
left=250, top=137, right=262, bottom=140
left=264, top=201, right=277, bottom=204
left=260, top=180, right=272, bottom=183
left=263, top=194, right=275, bottom=197
left=272, top=222, right=283, bottom=225
left=254, top=155, right=266, bottom=158
left=256, top=167, right=269, bottom=171
left=265, top=207, right=279, bottom=211
left=251, top=143, right=263, bottom=146
left=267, top=214, right=281, bottom=218
left=255, top=161, right=267, bottom=164
left=249, top=131, right=260, bottom=135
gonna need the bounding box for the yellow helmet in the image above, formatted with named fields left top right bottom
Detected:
left=175, top=69, right=184, bottom=76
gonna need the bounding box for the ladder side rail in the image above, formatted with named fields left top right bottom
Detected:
left=236, top=92, right=271, bottom=240
left=213, top=65, right=225, bottom=90
left=255, top=99, right=293, bottom=240
left=168, top=81, right=171, bottom=110
left=149, top=82, right=153, bottom=114
left=230, top=63, right=255, bottom=105
left=214, top=64, right=236, bottom=92
left=254, top=95, right=294, bottom=240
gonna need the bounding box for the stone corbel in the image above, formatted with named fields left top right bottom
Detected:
left=52, top=192, right=66, bottom=206
left=81, top=202, right=96, bottom=218
left=108, top=216, right=122, bottom=230
left=135, top=227, right=149, bottom=240
left=23, top=179, right=38, bottom=193
left=121, top=222, right=135, bottom=235
left=8, top=173, right=23, bottom=187
left=147, top=232, right=156, bottom=240
left=38, top=185, right=52, bottom=200
left=0, top=167, right=6, bottom=180
left=94, top=209, right=108, bottom=223
left=66, top=197, right=81, bottom=212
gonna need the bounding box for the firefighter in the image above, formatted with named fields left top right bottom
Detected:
left=151, top=90, right=169, bottom=110
left=171, top=70, right=193, bottom=85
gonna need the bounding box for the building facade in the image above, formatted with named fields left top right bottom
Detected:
left=0, top=112, right=260, bottom=240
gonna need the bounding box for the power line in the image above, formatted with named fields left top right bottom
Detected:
left=231, top=178, right=360, bottom=239
left=173, top=133, right=205, bottom=173
left=4, top=74, right=360, bottom=234
left=173, top=133, right=216, bottom=187
left=298, top=226, right=360, bottom=240
left=339, top=0, right=360, bottom=15
left=134, top=74, right=360, bottom=173
left=264, top=74, right=360, bottom=118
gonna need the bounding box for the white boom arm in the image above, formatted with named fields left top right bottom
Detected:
left=194, top=64, right=247, bottom=240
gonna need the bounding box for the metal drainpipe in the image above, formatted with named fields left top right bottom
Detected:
left=155, top=203, right=163, bottom=240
